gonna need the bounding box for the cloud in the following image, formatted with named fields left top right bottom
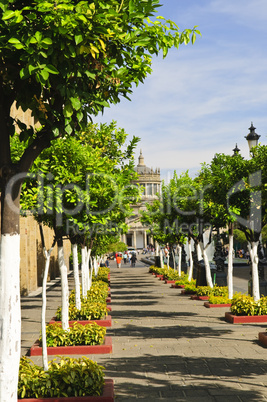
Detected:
left=94, top=0, right=267, bottom=177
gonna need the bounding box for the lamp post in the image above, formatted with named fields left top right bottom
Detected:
left=244, top=123, right=267, bottom=296
left=232, top=143, right=240, bottom=157
left=245, top=122, right=261, bottom=154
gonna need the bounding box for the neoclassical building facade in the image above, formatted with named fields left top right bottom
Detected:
left=122, top=150, right=161, bottom=250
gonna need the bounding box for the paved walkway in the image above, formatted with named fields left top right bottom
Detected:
left=21, top=261, right=267, bottom=401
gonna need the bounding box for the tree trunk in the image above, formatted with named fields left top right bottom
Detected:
left=249, top=241, right=260, bottom=301
left=81, top=246, right=88, bottom=297
left=200, top=241, right=213, bottom=288
left=41, top=248, right=52, bottom=371
left=159, top=249, right=164, bottom=268
left=177, top=245, right=182, bottom=276
left=187, top=239, right=194, bottom=282
left=57, top=239, right=69, bottom=331
left=0, top=168, right=21, bottom=401
left=0, top=234, right=21, bottom=402
left=227, top=228, right=234, bottom=299
left=72, top=243, right=81, bottom=310
left=172, top=249, right=176, bottom=271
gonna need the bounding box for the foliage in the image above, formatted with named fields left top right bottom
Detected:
left=233, top=229, right=247, bottom=246
left=230, top=294, right=267, bottom=316
left=92, top=267, right=110, bottom=284
left=175, top=277, right=196, bottom=286
left=183, top=283, right=197, bottom=294
left=163, top=269, right=187, bottom=281
left=1, top=1, right=200, bottom=143
left=18, top=356, right=104, bottom=399
left=107, top=241, right=128, bottom=253
left=56, top=301, right=108, bottom=321
left=208, top=295, right=231, bottom=305
left=42, top=322, right=106, bottom=346
left=196, top=285, right=228, bottom=297
left=19, top=123, right=140, bottom=247
left=69, top=281, right=109, bottom=304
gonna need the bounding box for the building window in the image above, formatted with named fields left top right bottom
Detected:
left=126, top=235, right=132, bottom=247
left=153, top=183, right=158, bottom=195
left=147, top=183, right=152, bottom=196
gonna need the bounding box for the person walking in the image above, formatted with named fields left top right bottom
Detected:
left=123, top=252, right=127, bottom=264
left=116, top=254, right=122, bottom=269
left=131, top=253, right=137, bottom=267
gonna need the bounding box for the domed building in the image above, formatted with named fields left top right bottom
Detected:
left=121, top=150, right=161, bottom=250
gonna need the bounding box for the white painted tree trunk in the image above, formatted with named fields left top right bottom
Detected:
left=227, top=234, right=234, bottom=299
left=88, top=256, right=93, bottom=292
left=196, top=242, right=202, bottom=261
left=159, top=249, right=164, bottom=268
left=172, top=249, right=176, bottom=271
left=167, top=254, right=170, bottom=269
left=156, top=244, right=159, bottom=256
left=93, top=256, right=99, bottom=277
left=187, top=239, right=194, bottom=282
left=81, top=246, right=89, bottom=297
left=200, top=241, right=213, bottom=288
left=177, top=245, right=182, bottom=276
left=0, top=234, right=21, bottom=402
left=58, top=245, right=69, bottom=331
left=249, top=241, right=260, bottom=301
left=41, top=247, right=53, bottom=372
left=72, top=243, right=81, bottom=310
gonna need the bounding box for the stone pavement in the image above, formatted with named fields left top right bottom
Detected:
left=21, top=260, right=267, bottom=401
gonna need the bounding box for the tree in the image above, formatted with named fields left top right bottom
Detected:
left=19, top=121, right=139, bottom=332
left=0, top=2, right=199, bottom=399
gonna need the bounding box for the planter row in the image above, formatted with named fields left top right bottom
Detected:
left=149, top=268, right=267, bottom=348
left=24, top=274, right=114, bottom=401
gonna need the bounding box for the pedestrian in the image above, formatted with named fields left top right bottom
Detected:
left=116, top=254, right=122, bottom=269
left=131, top=253, right=137, bottom=267
left=105, top=258, right=110, bottom=268
left=123, top=252, right=127, bottom=264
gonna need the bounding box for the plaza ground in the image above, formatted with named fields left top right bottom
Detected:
left=21, top=260, right=267, bottom=401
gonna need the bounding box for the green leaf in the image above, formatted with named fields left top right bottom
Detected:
left=75, top=34, right=83, bottom=45
left=41, top=37, right=52, bottom=45
left=2, top=10, right=15, bottom=20
left=70, top=97, right=81, bottom=111
left=45, top=65, right=59, bottom=74
left=8, top=38, right=24, bottom=49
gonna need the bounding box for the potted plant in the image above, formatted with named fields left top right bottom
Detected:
left=225, top=294, right=267, bottom=323
left=30, top=322, right=112, bottom=356
left=18, top=356, right=114, bottom=401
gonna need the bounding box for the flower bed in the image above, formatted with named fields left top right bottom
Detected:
left=18, top=356, right=114, bottom=401
left=49, top=315, right=112, bottom=328
left=204, top=302, right=231, bottom=308
left=29, top=322, right=112, bottom=356
left=225, top=312, right=267, bottom=324
left=30, top=337, right=112, bottom=356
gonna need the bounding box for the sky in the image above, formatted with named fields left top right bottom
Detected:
left=94, top=0, right=267, bottom=181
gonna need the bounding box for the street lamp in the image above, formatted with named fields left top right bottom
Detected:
left=232, top=143, right=240, bottom=157
left=245, top=122, right=261, bottom=153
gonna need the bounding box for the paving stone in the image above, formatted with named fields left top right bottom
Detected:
left=21, top=260, right=267, bottom=400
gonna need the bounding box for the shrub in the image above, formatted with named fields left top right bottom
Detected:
left=196, top=285, right=228, bottom=297
left=56, top=301, right=108, bottom=321
left=183, top=283, right=197, bottom=294
left=18, top=356, right=104, bottom=399
left=175, top=278, right=196, bottom=286
left=43, top=322, right=106, bottom=347
left=230, top=294, right=267, bottom=316
left=208, top=295, right=231, bottom=305
left=92, top=266, right=110, bottom=283
left=69, top=281, right=109, bottom=304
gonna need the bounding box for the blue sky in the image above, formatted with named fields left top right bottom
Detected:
left=94, top=0, right=267, bottom=181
